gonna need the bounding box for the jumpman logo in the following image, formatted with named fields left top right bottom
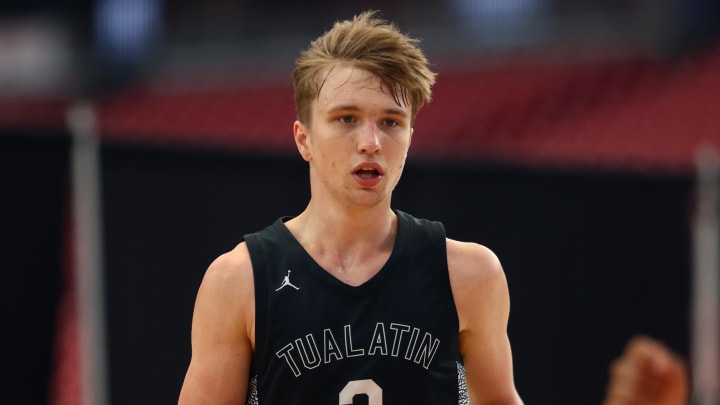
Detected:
left=275, top=270, right=300, bottom=291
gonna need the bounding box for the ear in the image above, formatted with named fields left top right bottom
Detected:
left=293, top=120, right=312, bottom=162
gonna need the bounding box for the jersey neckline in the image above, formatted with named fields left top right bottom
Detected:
left=271, top=209, right=412, bottom=293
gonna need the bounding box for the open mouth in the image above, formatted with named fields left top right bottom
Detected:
left=355, top=167, right=381, bottom=179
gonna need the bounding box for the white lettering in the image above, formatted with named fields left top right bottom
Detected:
left=344, top=325, right=365, bottom=357
left=367, top=323, right=388, bottom=356
left=295, top=334, right=322, bottom=369
left=324, top=328, right=344, bottom=363
left=278, top=323, right=442, bottom=377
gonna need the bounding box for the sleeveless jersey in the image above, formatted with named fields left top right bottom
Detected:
left=243, top=210, right=468, bottom=404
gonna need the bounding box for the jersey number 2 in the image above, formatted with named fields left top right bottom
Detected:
left=339, top=379, right=382, bottom=405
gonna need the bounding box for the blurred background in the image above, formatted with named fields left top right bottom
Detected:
left=1, top=0, right=719, bottom=404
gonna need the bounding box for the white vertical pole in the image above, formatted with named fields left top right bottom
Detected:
left=692, top=146, right=720, bottom=405
left=67, top=101, right=109, bottom=405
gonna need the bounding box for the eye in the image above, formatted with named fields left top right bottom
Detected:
left=382, top=118, right=399, bottom=128
left=339, top=115, right=356, bottom=124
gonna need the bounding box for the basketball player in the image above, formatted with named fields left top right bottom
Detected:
left=179, top=10, right=523, bottom=404
left=602, top=336, right=688, bottom=405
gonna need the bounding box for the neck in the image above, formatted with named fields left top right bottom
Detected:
left=285, top=201, right=397, bottom=275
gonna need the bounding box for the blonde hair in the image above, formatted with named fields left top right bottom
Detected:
left=292, top=10, right=436, bottom=124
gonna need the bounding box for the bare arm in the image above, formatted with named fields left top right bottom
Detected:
left=602, top=335, right=688, bottom=405
left=178, top=243, right=255, bottom=405
left=447, top=239, right=523, bottom=405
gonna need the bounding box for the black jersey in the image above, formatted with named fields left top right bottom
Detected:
left=243, top=210, right=468, bottom=404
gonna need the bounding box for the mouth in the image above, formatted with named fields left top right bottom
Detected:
left=352, top=163, right=384, bottom=186
left=355, top=167, right=381, bottom=179
left=353, top=163, right=384, bottom=178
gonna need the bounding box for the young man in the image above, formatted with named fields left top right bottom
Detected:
left=179, top=10, right=523, bottom=404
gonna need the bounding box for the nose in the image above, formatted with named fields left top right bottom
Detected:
left=358, top=123, right=382, bottom=154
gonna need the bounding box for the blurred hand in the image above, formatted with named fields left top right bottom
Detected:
left=602, top=335, right=688, bottom=405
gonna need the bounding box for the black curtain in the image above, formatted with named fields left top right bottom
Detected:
left=0, top=131, right=69, bottom=405
left=101, top=144, right=692, bottom=405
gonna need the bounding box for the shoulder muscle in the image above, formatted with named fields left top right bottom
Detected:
left=446, top=239, right=509, bottom=334
left=194, top=242, right=255, bottom=350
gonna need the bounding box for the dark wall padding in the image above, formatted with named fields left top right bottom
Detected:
left=102, top=145, right=691, bottom=405
left=0, top=132, right=68, bottom=405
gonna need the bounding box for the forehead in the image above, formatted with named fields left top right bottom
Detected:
left=315, top=65, right=408, bottom=112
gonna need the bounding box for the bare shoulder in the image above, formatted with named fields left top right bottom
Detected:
left=445, top=238, right=510, bottom=331
left=179, top=243, right=255, bottom=404
left=446, top=238, right=505, bottom=287
left=445, top=239, right=522, bottom=403
left=202, top=242, right=254, bottom=291
left=194, top=242, right=255, bottom=344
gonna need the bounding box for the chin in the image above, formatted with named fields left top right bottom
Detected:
left=352, top=191, right=389, bottom=208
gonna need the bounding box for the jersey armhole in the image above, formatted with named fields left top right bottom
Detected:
left=431, top=221, right=462, bottom=336
left=243, top=233, right=267, bottom=376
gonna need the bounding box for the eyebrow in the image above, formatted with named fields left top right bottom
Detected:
left=327, top=105, right=409, bottom=118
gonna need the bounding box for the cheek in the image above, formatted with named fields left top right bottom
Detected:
left=320, top=145, right=332, bottom=159
left=395, top=143, right=410, bottom=167
left=396, top=161, right=406, bottom=176
left=317, top=148, right=338, bottom=170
